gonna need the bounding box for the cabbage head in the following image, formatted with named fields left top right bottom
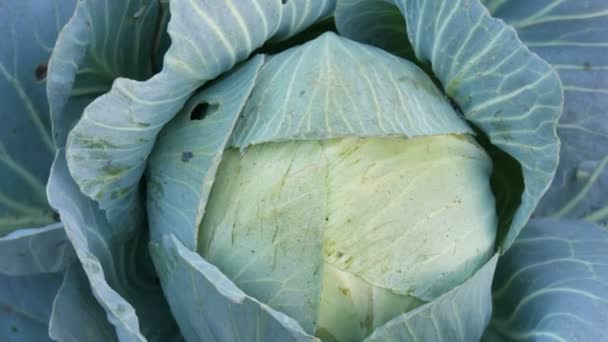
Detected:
left=197, top=34, right=497, bottom=340
left=1, top=0, right=607, bottom=341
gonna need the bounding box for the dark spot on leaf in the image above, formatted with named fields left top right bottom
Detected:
left=281, top=0, right=288, bottom=4
left=299, top=90, right=306, bottom=96
left=190, top=102, right=219, bottom=120
left=336, top=251, right=343, bottom=258
left=85, top=261, right=101, bottom=274
left=181, top=151, right=193, bottom=162
left=583, top=62, right=592, bottom=71
left=338, top=287, right=350, bottom=296
left=251, top=250, right=255, bottom=254
left=102, top=160, right=127, bottom=176
left=52, top=212, right=60, bottom=221
left=10, top=325, right=18, bottom=333
left=324, top=217, right=329, bottom=221
left=115, top=304, right=127, bottom=315
left=344, top=256, right=353, bottom=266
left=11, top=128, right=17, bottom=135
left=35, top=63, right=47, bottom=81
left=1, top=304, right=12, bottom=314
left=315, top=328, right=338, bottom=341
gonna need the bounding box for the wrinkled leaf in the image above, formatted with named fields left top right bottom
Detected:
left=48, top=0, right=168, bottom=149
left=47, top=0, right=172, bottom=237
left=481, top=0, right=608, bottom=227
left=486, top=219, right=608, bottom=341
left=147, top=55, right=265, bottom=248
left=63, top=0, right=336, bottom=232
left=47, top=151, right=180, bottom=342
left=49, top=261, right=118, bottom=342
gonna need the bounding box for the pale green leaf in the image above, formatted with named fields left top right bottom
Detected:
left=47, top=151, right=180, bottom=341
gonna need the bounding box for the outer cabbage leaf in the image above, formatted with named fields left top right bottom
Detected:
left=485, top=219, right=608, bottom=341
left=146, top=54, right=318, bottom=339
left=0, top=273, right=62, bottom=342
left=335, top=0, right=563, bottom=252
left=481, top=0, right=608, bottom=227
left=367, top=254, right=498, bottom=342
left=48, top=0, right=169, bottom=149
left=150, top=234, right=318, bottom=342
left=47, top=152, right=180, bottom=342
left=49, top=261, right=119, bottom=342
left=62, top=0, right=335, bottom=231
left=0, top=223, right=73, bottom=276
left=47, top=0, right=173, bottom=235
left=147, top=56, right=321, bottom=341
left=0, top=0, right=75, bottom=236
left=147, top=55, right=265, bottom=248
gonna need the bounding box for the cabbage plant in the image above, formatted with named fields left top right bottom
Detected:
left=0, top=0, right=607, bottom=341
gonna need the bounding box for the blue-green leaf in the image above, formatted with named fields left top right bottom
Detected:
left=150, top=234, right=318, bottom=342
left=47, top=0, right=168, bottom=149
left=366, top=254, right=498, bottom=342
left=481, top=0, right=608, bottom=228
left=0, top=273, right=62, bottom=342
left=49, top=261, right=118, bottom=342
left=0, top=0, right=75, bottom=236
left=486, top=219, right=608, bottom=341
left=335, top=0, right=564, bottom=251
left=62, top=0, right=335, bottom=232
left=147, top=55, right=265, bottom=248
left=47, top=0, right=172, bottom=237
left=334, top=0, right=415, bottom=60
left=147, top=53, right=321, bottom=339
left=47, top=151, right=180, bottom=342
left=230, top=32, right=472, bottom=149
left=0, top=223, right=73, bottom=276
